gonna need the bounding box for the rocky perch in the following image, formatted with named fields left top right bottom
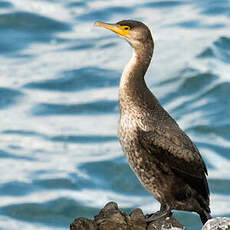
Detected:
left=70, top=202, right=230, bottom=230
left=70, top=201, right=184, bottom=230
left=203, top=217, right=230, bottom=230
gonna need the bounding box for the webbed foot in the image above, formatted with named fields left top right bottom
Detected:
left=146, top=204, right=172, bottom=223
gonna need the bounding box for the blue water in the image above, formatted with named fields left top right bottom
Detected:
left=0, top=0, right=230, bottom=229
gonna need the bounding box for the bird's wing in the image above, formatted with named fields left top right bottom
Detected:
left=137, top=125, right=210, bottom=199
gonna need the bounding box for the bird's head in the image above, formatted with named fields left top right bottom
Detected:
left=94, top=20, right=153, bottom=50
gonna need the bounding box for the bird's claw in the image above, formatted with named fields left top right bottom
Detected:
left=146, top=210, right=172, bottom=223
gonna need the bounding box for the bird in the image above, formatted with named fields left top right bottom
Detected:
left=94, top=20, right=211, bottom=225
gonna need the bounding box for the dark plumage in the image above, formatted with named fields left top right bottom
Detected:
left=95, top=20, right=211, bottom=224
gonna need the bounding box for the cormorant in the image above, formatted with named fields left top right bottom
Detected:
left=95, top=20, right=211, bottom=224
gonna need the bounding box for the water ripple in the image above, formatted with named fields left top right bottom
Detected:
left=143, top=1, right=184, bottom=8
left=188, top=124, right=230, bottom=141
left=31, top=100, right=118, bottom=116
left=65, top=1, right=86, bottom=8
left=198, top=36, right=230, bottom=63
left=209, top=179, right=230, bottom=195
left=159, top=70, right=217, bottom=105
left=1, top=198, right=99, bottom=226
left=0, top=149, right=34, bottom=161
left=79, top=159, right=148, bottom=196
left=171, top=81, right=230, bottom=124
left=0, top=12, right=70, bottom=31
left=0, top=11, right=70, bottom=54
left=198, top=0, right=230, bottom=17
left=0, top=181, right=34, bottom=196
left=24, top=67, right=119, bottom=92
left=174, top=20, right=225, bottom=29
left=76, top=6, right=134, bottom=22
left=0, top=1, right=13, bottom=8
left=214, top=36, right=230, bottom=63
left=0, top=88, right=24, bottom=109
left=51, top=135, right=117, bottom=143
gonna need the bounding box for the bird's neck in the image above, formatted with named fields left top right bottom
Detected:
left=119, top=41, right=154, bottom=112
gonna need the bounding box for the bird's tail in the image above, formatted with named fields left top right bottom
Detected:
left=199, top=210, right=212, bottom=225
left=197, top=194, right=211, bottom=225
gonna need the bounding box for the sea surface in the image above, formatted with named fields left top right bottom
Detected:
left=0, top=0, right=230, bottom=229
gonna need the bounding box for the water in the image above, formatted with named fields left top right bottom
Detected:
left=0, top=0, right=230, bottom=229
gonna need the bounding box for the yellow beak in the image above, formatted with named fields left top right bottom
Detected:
left=94, top=21, right=130, bottom=36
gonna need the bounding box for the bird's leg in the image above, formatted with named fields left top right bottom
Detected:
left=146, top=204, right=172, bottom=223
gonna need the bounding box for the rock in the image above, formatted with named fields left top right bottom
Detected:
left=95, top=201, right=127, bottom=230
left=202, top=217, right=230, bottom=230
left=129, top=208, right=147, bottom=230
left=70, top=201, right=185, bottom=230
left=70, top=217, right=97, bottom=230
left=147, top=215, right=185, bottom=230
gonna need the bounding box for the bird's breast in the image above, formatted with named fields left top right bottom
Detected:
left=118, top=112, right=138, bottom=152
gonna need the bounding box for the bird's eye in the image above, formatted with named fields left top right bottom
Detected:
left=123, top=26, right=130, bottom=30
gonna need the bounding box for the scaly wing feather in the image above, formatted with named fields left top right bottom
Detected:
left=137, top=126, right=210, bottom=201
